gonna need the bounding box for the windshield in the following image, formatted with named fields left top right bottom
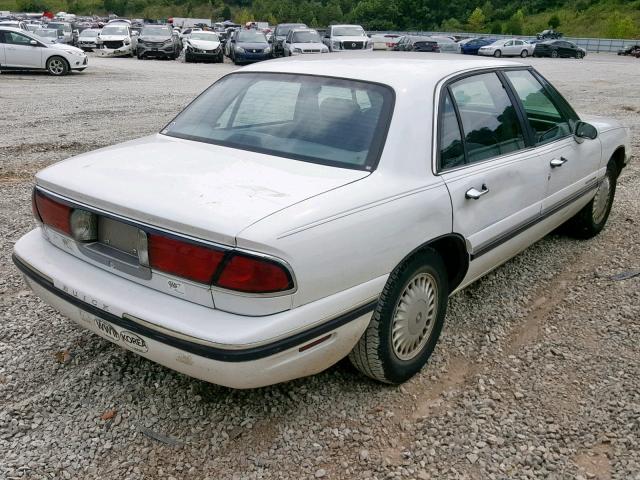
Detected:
left=292, top=31, right=320, bottom=43
left=80, top=29, right=99, bottom=37
left=47, top=23, right=70, bottom=31
left=237, top=30, right=266, bottom=42
left=163, top=73, right=393, bottom=170
left=190, top=32, right=218, bottom=41
left=142, top=26, right=171, bottom=36
left=36, top=29, right=57, bottom=38
left=333, top=26, right=365, bottom=36
left=101, top=26, right=128, bottom=35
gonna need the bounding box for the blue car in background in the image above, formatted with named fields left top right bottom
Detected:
left=228, top=29, right=271, bottom=65
left=460, top=37, right=497, bottom=55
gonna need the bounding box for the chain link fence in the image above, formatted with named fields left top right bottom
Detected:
left=369, top=31, right=640, bottom=53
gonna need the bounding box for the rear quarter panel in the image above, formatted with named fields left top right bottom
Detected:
left=236, top=173, right=452, bottom=308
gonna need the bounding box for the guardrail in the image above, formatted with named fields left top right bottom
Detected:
left=369, top=31, right=640, bottom=53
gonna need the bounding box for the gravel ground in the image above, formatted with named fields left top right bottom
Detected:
left=0, top=53, right=638, bottom=480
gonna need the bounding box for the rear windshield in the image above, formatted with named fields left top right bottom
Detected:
left=162, top=73, right=394, bottom=170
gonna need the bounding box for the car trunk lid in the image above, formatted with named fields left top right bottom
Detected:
left=35, top=134, right=370, bottom=246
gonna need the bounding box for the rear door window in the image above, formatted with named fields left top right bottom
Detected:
left=449, top=72, right=525, bottom=164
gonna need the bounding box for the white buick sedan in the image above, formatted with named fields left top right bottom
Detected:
left=14, top=55, right=630, bottom=388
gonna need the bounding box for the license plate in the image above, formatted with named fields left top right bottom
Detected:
left=98, top=217, right=140, bottom=256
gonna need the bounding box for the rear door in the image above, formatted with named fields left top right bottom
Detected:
left=437, top=71, right=549, bottom=281
left=503, top=69, right=601, bottom=213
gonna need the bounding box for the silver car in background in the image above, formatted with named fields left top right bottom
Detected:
left=478, top=38, right=535, bottom=58
left=283, top=29, right=329, bottom=56
left=77, top=28, right=100, bottom=51
left=430, top=36, right=461, bottom=53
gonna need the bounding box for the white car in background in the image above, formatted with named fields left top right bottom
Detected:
left=322, top=24, right=371, bottom=51
left=96, top=23, right=137, bottom=57
left=13, top=54, right=629, bottom=388
left=283, top=28, right=328, bottom=55
left=478, top=38, right=535, bottom=57
left=183, top=31, right=223, bottom=62
left=0, top=26, right=87, bottom=75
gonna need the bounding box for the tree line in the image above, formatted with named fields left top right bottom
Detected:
left=10, top=0, right=640, bottom=38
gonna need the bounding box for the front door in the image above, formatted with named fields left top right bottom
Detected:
left=437, top=71, right=549, bottom=284
left=3, top=31, right=43, bottom=68
left=502, top=69, right=602, bottom=213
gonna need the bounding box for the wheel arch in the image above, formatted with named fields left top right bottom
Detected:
left=609, top=146, right=626, bottom=177
left=396, top=233, right=470, bottom=294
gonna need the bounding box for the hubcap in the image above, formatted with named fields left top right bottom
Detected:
left=592, top=175, right=611, bottom=224
left=391, top=273, right=438, bottom=361
left=50, top=59, right=64, bottom=74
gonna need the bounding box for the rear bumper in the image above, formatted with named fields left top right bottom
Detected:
left=13, top=229, right=376, bottom=388
left=96, top=45, right=132, bottom=57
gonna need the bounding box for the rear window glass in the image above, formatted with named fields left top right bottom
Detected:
left=163, top=73, right=394, bottom=170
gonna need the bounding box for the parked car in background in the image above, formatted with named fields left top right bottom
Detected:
left=618, top=44, right=640, bottom=55
left=270, top=23, right=307, bottom=57
left=430, top=36, right=460, bottom=54
left=283, top=28, right=328, bottom=56
left=537, top=29, right=563, bottom=40
left=0, top=26, right=88, bottom=75
left=228, top=29, right=271, bottom=64
left=34, top=28, right=64, bottom=44
left=14, top=55, right=629, bottom=389
left=394, top=36, right=439, bottom=52
left=77, top=28, right=100, bottom=51
left=322, top=24, right=371, bottom=52
left=46, top=21, right=74, bottom=44
left=183, top=30, right=223, bottom=62
left=96, top=23, right=137, bottom=57
left=478, top=38, right=534, bottom=58
left=136, top=25, right=179, bottom=60
left=0, top=20, right=28, bottom=31
left=460, top=37, right=496, bottom=55
left=370, top=33, right=401, bottom=50
left=534, top=40, right=586, bottom=58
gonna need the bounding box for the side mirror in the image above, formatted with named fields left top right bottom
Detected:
left=575, top=121, right=598, bottom=140
left=29, top=39, right=38, bottom=46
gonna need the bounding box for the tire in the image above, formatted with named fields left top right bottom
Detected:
left=136, top=50, right=143, bottom=60
left=46, top=56, right=69, bottom=76
left=493, top=49, right=502, bottom=58
left=217, top=53, right=224, bottom=63
left=563, top=163, right=617, bottom=239
left=349, top=249, right=448, bottom=384
left=577, top=51, right=584, bottom=59
left=520, top=49, right=528, bottom=58
left=551, top=50, right=558, bottom=58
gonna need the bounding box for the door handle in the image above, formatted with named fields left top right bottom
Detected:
left=465, top=184, right=490, bottom=200
left=550, top=157, right=568, bottom=168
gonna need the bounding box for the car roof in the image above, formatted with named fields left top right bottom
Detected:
left=242, top=53, right=523, bottom=91
left=0, top=26, right=24, bottom=32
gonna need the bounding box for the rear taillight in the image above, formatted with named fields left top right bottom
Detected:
left=147, top=233, right=293, bottom=293
left=216, top=253, right=293, bottom=293
left=148, top=233, right=225, bottom=284
left=34, top=189, right=72, bottom=235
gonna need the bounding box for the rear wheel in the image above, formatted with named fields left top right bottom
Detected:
left=46, top=56, right=69, bottom=76
left=349, top=249, right=448, bottom=384
left=520, top=49, right=528, bottom=58
left=493, top=49, right=502, bottom=57
left=564, top=163, right=617, bottom=238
